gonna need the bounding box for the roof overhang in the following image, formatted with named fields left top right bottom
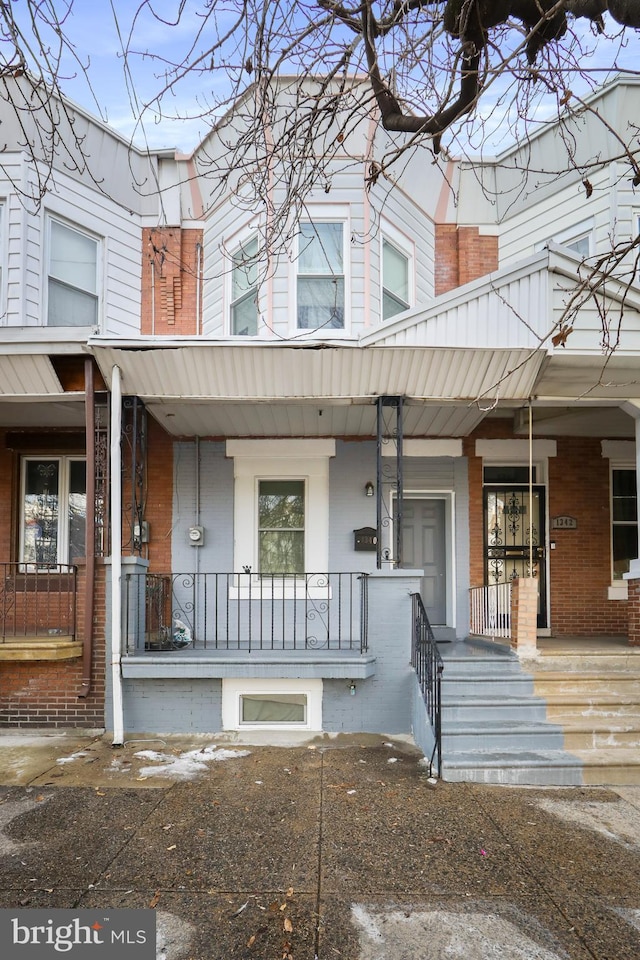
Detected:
left=89, top=341, right=545, bottom=437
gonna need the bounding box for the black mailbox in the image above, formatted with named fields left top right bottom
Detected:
left=354, top=526, right=378, bottom=552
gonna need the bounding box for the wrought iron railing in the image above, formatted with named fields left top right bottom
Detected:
left=411, top=592, right=443, bottom=777
left=0, top=563, right=77, bottom=640
left=469, top=583, right=511, bottom=640
left=123, top=571, right=369, bottom=655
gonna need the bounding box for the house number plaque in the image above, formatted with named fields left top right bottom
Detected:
left=551, top=516, right=577, bottom=530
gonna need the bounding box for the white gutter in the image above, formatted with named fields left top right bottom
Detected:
left=110, top=364, right=124, bottom=746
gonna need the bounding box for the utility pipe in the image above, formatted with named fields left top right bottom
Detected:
left=78, top=358, right=96, bottom=698
left=110, top=365, right=124, bottom=746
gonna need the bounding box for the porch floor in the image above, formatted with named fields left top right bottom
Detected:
left=121, top=647, right=377, bottom=680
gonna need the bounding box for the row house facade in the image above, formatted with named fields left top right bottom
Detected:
left=1, top=73, right=640, bottom=782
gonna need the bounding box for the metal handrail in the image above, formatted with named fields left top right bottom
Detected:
left=410, top=592, right=443, bottom=777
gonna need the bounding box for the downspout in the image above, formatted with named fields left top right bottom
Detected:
left=78, top=358, right=96, bottom=698
left=195, top=243, right=202, bottom=335
left=528, top=399, right=533, bottom=574
left=111, top=365, right=124, bottom=746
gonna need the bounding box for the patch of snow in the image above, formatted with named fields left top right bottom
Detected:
left=134, top=744, right=250, bottom=780
left=56, top=751, right=89, bottom=764
left=156, top=910, right=195, bottom=960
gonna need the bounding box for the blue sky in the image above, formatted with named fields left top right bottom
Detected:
left=24, top=1, right=640, bottom=154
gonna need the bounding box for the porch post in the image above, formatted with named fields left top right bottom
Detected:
left=622, top=401, right=640, bottom=645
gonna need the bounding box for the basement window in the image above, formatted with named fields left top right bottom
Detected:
left=222, top=678, right=323, bottom=731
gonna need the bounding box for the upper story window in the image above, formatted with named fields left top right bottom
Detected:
left=231, top=236, right=259, bottom=336
left=382, top=238, right=410, bottom=320
left=297, top=221, right=344, bottom=330
left=20, top=457, right=87, bottom=568
left=47, top=217, right=98, bottom=327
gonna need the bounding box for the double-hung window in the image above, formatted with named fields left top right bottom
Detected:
left=20, top=457, right=87, bottom=568
left=47, top=218, right=98, bottom=327
left=258, top=479, right=305, bottom=575
left=612, top=467, right=638, bottom=580
left=297, top=221, right=344, bottom=330
left=382, top=237, right=410, bottom=320
left=231, top=236, right=259, bottom=335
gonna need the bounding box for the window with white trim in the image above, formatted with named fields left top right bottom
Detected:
left=258, top=479, right=305, bottom=574
left=230, top=235, right=259, bottom=335
left=297, top=221, right=345, bottom=330
left=222, top=678, right=323, bottom=731
left=612, top=467, right=638, bottom=580
left=228, top=439, right=334, bottom=577
left=20, top=457, right=87, bottom=567
left=47, top=217, right=98, bottom=327
left=382, top=237, right=410, bottom=320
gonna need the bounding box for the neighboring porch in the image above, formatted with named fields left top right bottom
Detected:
left=0, top=562, right=81, bottom=660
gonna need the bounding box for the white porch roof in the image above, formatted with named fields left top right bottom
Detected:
left=90, top=341, right=544, bottom=437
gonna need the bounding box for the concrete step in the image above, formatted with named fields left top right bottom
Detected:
left=532, top=673, right=640, bottom=697
left=442, top=696, right=548, bottom=723
left=442, top=720, right=564, bottom=752
left=442, top=749, right=583, bottom=786
left=560, top=720, right=640, bottom=750
left=572, top=748, right=640, bottom=785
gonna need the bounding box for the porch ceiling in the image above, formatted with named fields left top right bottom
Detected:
left=90, top=342, right=544, bottom=431
left=533, top=354, right=640, bottom=401
left=143, top=398, right=487, bottom=438
left=0, top=398, right=86, bottom=428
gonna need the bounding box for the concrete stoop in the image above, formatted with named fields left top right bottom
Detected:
left=439, top=638, right=640, bottom=786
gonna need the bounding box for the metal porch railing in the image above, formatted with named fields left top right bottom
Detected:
left=411, top=592, right=443, bottom=777
left=123, top=571, right=369, bottom=655
left=0, top=562, right=77, bottom=640
left=469, top=583, right=512, bottom=640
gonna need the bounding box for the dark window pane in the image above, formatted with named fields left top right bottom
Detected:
left=613, top=524, right=638, bottom=579
left=484, top=466, right=536, bottom=484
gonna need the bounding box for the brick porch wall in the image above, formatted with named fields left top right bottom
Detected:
left=466, top=422, right=628, bottom=637
left=0, top=561, right=106, bottom=728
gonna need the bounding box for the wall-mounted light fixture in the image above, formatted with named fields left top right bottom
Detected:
left=365, top=481, right=374, bottom=497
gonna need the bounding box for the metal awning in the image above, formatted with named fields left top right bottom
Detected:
left=89, top=342, right=545, bottom=437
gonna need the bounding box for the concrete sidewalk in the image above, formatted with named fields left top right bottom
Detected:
left=1, top=730, right=640, bottom=959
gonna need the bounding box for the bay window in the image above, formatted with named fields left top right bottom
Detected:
left=231, top=235, right=259, bottom=335
left=297, top=221, right=344, bottom=330
left=47, top=218, right=99, bottom=327
left=382, top=237, right=410, bottom=320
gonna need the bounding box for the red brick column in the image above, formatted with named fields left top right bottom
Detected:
left=510, top=578, right=538, bottom=658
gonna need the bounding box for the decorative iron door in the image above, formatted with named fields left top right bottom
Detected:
left=483, top=486, right=547, bottom=628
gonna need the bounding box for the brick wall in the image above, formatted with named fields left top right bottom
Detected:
left=434, top=225, right=499, bottom=296
left=141, top=227, right=203, bottom=335
left=0, top=562, right=106, bottom=728
left=467, top=423, right=628, bottom=637
left=144, top=418, right=174, bottom=572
